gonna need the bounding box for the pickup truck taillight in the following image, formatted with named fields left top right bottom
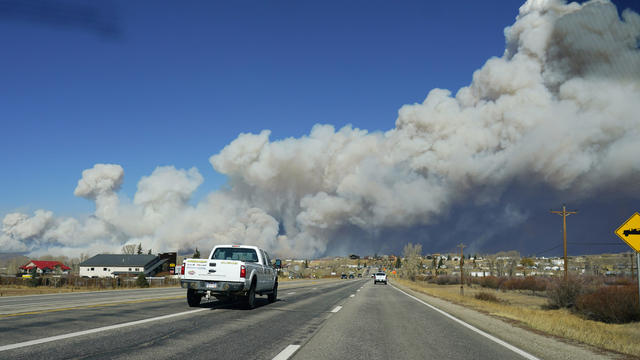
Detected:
left=240, top=265, right=246, bottom=278
left=181, top=262, right=185, bottom=275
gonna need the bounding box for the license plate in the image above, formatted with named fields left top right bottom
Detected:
left=206, top=282, right=217, bottom=289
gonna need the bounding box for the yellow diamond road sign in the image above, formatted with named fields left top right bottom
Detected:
left=615, top=212, right=640, bottom=252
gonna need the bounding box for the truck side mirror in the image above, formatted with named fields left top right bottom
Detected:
left=274, top=259, right=282, bottom=269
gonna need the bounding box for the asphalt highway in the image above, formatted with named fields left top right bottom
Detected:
left=0, top=279, right=539, bottom=360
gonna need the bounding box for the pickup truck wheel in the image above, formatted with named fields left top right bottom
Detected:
left=268, top=282, right=278, bottom=303
left=245, top=281, right=256, bottom=309
left=187, top=289, right=201, bottom=307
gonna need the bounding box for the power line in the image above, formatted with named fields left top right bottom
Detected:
left=535, top=243, right=563, bottom=256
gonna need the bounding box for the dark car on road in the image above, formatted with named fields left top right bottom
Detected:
left=341, top=273, right=347, bottom=279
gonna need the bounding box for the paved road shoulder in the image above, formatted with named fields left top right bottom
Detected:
left=391, top=281, right=625, bottom=360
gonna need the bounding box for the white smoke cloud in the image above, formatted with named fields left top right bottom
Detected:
left=1, top=0, right=638, bottom=257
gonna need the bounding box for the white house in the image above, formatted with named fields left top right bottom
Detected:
left=79, top=254, right=167, bottom=278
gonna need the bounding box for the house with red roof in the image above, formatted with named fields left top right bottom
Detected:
left=20, top=260, right=71, bottom=275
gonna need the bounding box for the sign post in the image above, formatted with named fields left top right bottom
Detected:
left=614, top=212, right=640, bottom=308
left=637, top=253, right=640, bottom=303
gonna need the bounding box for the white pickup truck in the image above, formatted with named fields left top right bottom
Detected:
left=180, top=245, right=279, bottom=309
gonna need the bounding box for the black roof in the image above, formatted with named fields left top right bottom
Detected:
left=79, top=254, right=159, bottom=267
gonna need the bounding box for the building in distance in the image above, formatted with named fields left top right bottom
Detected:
left=79, top=254, right=167, bottom=278
left=20, top=260, right=71, bottom=275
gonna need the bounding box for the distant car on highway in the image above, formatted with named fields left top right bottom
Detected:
left=374, top=272, right=387, bottom=285
left=357, top=273, right=362, bottom=278
left=349, top=274, right=355, bottom=279
left=341, top=273, right=347, bottom=279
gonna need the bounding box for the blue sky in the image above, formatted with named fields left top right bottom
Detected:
left=1, top=0, right=534, bottom=216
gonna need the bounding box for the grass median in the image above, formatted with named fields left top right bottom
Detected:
left=393, top=278, right=640, bottom=357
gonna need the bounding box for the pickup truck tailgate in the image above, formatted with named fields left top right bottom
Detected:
left=183, top=259, right=241, bottom=282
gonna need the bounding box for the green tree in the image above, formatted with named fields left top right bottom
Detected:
left=520, top=257, right=535, bottom=267
left=394, top=257, right=402, bottom=269
left=136, top=273, right=149, bottom=288
left=28, top=267, right=41, bottom=287
left=193, top=248, right=201, bottom=259
left=136, top=243, right=143, bottom=255
left=520, top=257, right=535, bottom=276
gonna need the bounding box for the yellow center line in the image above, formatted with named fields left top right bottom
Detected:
left=0, top=295, right=185, bottom=318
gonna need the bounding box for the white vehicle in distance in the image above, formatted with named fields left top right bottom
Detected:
left=374, top=272, right=387, bottom=285
left=181, top=245, right=279, bottom=309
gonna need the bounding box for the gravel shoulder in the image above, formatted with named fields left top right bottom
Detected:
left=391, top=281, right=633, bottom=360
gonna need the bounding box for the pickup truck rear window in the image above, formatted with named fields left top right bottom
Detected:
left=211, top=248, right=259, bottom=262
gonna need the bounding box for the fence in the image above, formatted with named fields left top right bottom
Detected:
left=0, top=275, right=181, bottom=289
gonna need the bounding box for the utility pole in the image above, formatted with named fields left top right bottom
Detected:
left=458, top=243, right=465, bottom=296
left=551, top=204, right=577, bottom=281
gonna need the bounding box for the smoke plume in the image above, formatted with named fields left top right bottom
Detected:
left=2, top=0, right=639, bottom=257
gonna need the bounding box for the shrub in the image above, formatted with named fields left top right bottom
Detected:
left=479, top=276, right=500, bottom=289
left=27, top=276, right=42, bottom=287
left=500, top=277, right=547, bottom=293
left=604, top=277, right=634, bottom=286
left=435, top=275, right=459, bottom=285
left=136, top=273, right=149, bottom=288
left=475, top=291, right=500, bottom=302
left=545, top=277, right=583, bottom=309
left=575, top=285, right=640, bottom=323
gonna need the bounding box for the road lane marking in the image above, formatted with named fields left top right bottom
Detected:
left=331, top=306, right=342, bottom=313
left=287, top=292, right=296, bottom=295
left=357, top=289, right=360, bottom=292
left=0, top=296, right=186, bottom=317
left=272, top=344, right=301, bottom=360
left=350, top=294, right=355, bottom=297
left=391, top=285, right=540, bottom=360
left=0, top=308, right=207, bottom=352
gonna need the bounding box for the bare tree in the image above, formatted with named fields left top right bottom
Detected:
left=122, top=244, right=137, bottom=254
left=401, top=243, right=423, bottom=281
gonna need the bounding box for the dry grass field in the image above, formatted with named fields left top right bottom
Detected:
left=394, top=278, right=640, bottom=357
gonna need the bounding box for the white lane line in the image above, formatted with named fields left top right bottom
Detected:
left=331, top=306, right=342, bottom=313
left=391, top=285, right=540, bottom=360
left=350, top=294, right=355, bottom=298
left=272, top=344, right=301, bottom=360
left=0, top=308, right=207, bottom=352
left=287, top=292, right=296, bottom=295
left=357, top=289, right=360, bottom=292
